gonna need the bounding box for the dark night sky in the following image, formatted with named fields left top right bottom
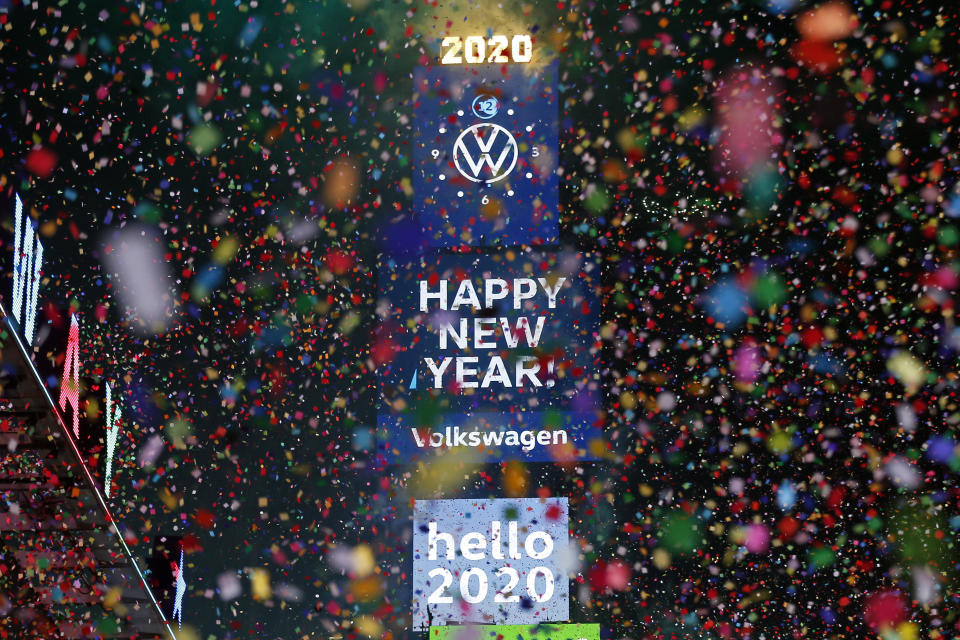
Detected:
left=3, top=0, right=960, bottom=638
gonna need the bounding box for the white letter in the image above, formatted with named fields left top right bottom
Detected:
left=474, top=317, right=498, bottom=348
left=538, top=277, right=566, bottom=309
left=410, top=428, right=427, bottom=448
left=425, top=357, right=452, bottom=388
left=428, top=521, right=455, bottom=560
left=439, top=319, right=469, bottom=349
left=481, top=356, right=511, bottom=388
left=516, top=356, right=543, bottom=388
left=484, top=431, right=505, bottom=447
left=420, top=279, right=447, bottom=311
left=456, top=357, right=479, bottom=388
left=508, top=520, right=521, bottom=559
left=451, top=279, right=481, bottom=310
left=484, top=278, right=509, bottom=307
left=517, top=316, right=546, bottom=348
left=499, top=317, right=519, bottom=348
left=491, top=521, right=504, bottom=559
left=520, top=431, right=535, bottom=451
left=460, top=532, right=486, bottom=560
left=512, top=278, right=537, bottom=309
left=524, top=531, right=554, bottom=560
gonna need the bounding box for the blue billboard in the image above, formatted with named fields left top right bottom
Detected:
left=412, top=498, right=569, bottom=629
left=412, top=62, right=559, bottom=247
left=376, top=250, right=603, bottom=463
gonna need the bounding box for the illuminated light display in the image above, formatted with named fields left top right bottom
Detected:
left=2, top=233, right=176, bottom=636
left=11, top=193, right=44, bottom=345
left=377, top=251, right=602, bottom=463
left=428, top=624, right=601, bottom=640
left=440, top=35, right=534, bottom=64
left=412, top=498, right=569, bottom=629
left=412, top=62, right=559, bottom=247
left=409, top=425, right=569, bottom=452
left=172, top=547, right=186, bottom=626
left=59, top=314, right=82, bottom=438
left=103, top=382, right=122, bottom=498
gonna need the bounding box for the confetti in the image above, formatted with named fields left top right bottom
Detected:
left=2, top=1, right=958, bottom=638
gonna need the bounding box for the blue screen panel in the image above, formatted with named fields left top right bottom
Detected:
left=412, top=62, right=560, bottom=247
left=376, top=250, right=603, bottom=463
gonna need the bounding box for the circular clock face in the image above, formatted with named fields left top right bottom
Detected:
left=413, top=63, right=559, bottom=247
left=427, top=100, right=545, bottom=199
left=453, top=123, right=519, bottom=184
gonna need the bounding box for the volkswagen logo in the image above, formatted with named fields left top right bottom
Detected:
left=453, top=123, right=519, bottom=184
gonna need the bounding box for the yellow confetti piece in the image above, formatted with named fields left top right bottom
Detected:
left=212, top=235, right=240, bottom=265
left=897, top=622, right=918, bottom=640
left=354, top=615, right=383, bottom=638
left=503, top=461, right=529, bottom=497
left=887, top=350, right=928, bottom=394
left=351, top=544, right=376, bottom=578
left=249, top=568, right=272, bottom=600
